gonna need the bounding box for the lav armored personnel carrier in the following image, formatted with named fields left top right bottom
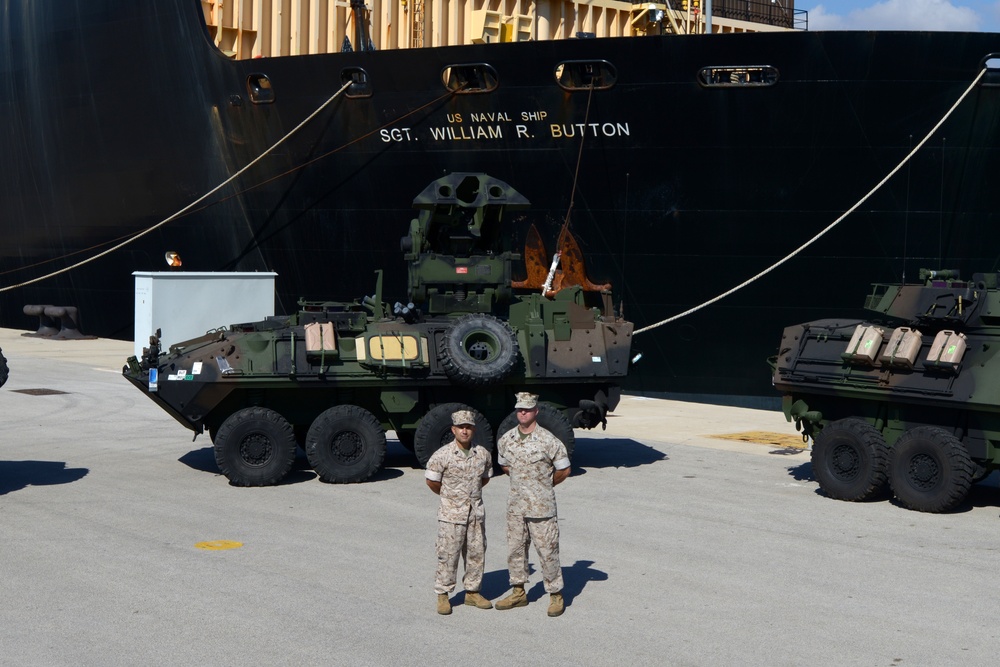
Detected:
left=123, top=174, right=633, bottom=486
left=772, top=269, right=1000, bottom=512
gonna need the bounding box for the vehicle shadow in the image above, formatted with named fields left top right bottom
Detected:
left=178, top=446, right=320, bottom=485
left=180, top=443, right=411, bottom=484
left=787, top=461, right=814, bottom=483
left=381, top=440, right=421, bottom=476
left=571, top=437, right=666, bottom=476
left=788, top=462, right=1000, bottom=512
left=0, top=460, right=89, bottom=495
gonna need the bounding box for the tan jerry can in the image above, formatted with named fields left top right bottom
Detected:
left=879, top=327, right=922, bottom=369
left=843, top=324, right=884, bottom=363
left=926, top=329, right=967, bottom=370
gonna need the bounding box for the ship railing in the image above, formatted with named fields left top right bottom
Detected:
left=706, top=0, right=807, bottom=30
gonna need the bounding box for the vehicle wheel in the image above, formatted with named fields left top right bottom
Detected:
left=890, top=426, right=974, bottom=513
left=497, top=403, right=576, bottom=460
left=0, top=348, right=8, bottom=388
left=438, top=314, right=519, bottom=386
left=306, top=405, right=386, bottom=483
left=810, top=418, right=888, bottom=501
left=213, top=407, right=297, bottom=486
left=414, top=403, right=494, bottom=467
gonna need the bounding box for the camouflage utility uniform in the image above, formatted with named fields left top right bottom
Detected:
left=425, top=441, right=493, bottom=595
left=497, top=426, right=570, bottom=593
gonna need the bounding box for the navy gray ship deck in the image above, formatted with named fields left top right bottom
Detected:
left=2, top=328, right=998, bottom=665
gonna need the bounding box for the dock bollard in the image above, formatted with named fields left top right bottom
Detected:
left=45, top=306, right=95, bottom=340
left=22, top=305, right=95, bottom=340
left=22, top=304, right=59, bottom=337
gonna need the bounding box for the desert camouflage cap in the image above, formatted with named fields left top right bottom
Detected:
left=451, top=410, right=477, bottom=426
left=514, top=392, right=538, bottom=409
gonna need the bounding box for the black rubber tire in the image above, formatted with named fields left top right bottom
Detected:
left=890, top=426, right=974, bottom=513
left=213, top=407, right=297, bottom=486
left=0, top=348, right=8, bottom=388
left=497, top=403, right=576, bottom=460
left=810, top=418, right=889, bottom=501
left=413, top=402, right=494, bottom=467
left=438, top=314, right=519, bottom=386
left=306, top=405, right=387, bottom=483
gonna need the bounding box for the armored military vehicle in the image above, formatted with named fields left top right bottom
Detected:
left=123, top=173, right=634, bottom=486
left=772, top=269, right=1000, bottom=512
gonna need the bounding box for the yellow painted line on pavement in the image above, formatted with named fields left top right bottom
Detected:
left=195, top=540, right=244, bottom=551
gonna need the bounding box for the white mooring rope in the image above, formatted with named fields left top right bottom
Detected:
left=633, top=66, right=988, bottom=336
left=0, top=80, right=354, bottom=293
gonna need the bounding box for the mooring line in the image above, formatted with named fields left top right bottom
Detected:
left=634, top=66, right=987, bottom=336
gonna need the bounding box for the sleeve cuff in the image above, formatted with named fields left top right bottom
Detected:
left=425, top=470, right=443, bottom=482
left=497, top=455, right=509, bottom=466
left=553, top=457, right=571, bottom=470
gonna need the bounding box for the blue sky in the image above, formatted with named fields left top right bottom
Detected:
left=802, top=0, right=1000, bottom=32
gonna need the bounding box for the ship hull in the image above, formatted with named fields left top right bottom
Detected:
left=3, top=1, right=1000, bottom=399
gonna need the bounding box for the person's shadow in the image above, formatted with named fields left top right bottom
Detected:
left=477, top=560, right=608, bottom=608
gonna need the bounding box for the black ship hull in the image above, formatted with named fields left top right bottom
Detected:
left=3, top=1, right=1000, bottom=400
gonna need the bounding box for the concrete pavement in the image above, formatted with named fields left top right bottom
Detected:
left=2, top=327, right=999, bottom=666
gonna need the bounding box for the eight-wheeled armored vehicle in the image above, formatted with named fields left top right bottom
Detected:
left=123, top=174, right=634, bottom=486
left=772, top=269, right=1000, bottom=512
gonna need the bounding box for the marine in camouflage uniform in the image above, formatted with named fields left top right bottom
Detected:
left=425, top=410, right=494, bottom=615
left=495, top=393, right=571, bottom=617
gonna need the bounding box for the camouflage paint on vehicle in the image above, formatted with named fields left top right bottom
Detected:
left=772, top=269, right=1000, bottom=513
left=123, top=173, right=634, bottom=486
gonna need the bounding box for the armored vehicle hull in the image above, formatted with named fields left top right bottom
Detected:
left=772, top=270, right=1000, bottom=512
left=123, top=174, right=633, bottom=485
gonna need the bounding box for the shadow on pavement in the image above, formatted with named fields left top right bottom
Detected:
left=787, top=461, right=814, bottom=483
left=572, top=437, right=666, bottom=472
left=559, top=559, right=609, bottom=606
left=179, top=446, right=320, bottom=485
left=0, top=460, right=88, bottom=495
left=180, top=444, right=412, bottom=484
left=476, top=560, right=609, bottom=606
left=786, top=461, right=1000, bottom=512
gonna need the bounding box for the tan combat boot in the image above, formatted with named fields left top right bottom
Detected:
left=437, top=593, right=452, bottom=615
left=495, top=585, right=528, bottom=610
left=547, top=592, right=564, bottom=617
left=464, top=591, right=493, bottom=609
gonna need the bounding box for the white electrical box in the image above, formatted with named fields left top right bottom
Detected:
left=133, top=272, right=277, bottom=359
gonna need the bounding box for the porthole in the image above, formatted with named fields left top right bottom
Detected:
left=555, top=60, right=617, bottom=91
left=341, top=67, right=373, bottom=98
left=697, top=66, right=779, bottom=87
left=981, top=53, right=1000, bottom=87
left=442, top=64, right=498, bottom=94
left=247, top=73, right=275, bottom=104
